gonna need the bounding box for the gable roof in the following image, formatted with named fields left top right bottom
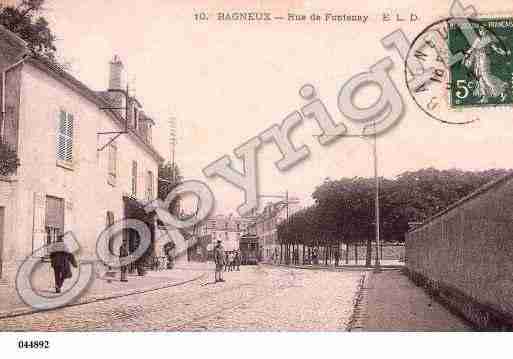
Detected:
left=0, top=24, right=27, bottom=50
left=26, top=55, right=165, bottom=163
left=0, top=25, right=164, bottom=164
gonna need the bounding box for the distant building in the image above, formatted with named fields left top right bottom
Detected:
left=250, top=197, right=301, bottom=261
left=197, top=214, right=246, bottom=258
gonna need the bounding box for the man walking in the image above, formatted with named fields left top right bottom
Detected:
left=120, top=240, right=129, bottom=282
left=214, top=240, right=225, bottom=283
left=49, top=235, right=77, bottom=293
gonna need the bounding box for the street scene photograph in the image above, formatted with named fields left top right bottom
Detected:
left=0, top=0, right=513, bottom=357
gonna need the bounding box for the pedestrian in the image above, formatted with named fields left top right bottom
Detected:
left=49, top=235, right=78, bottom=293
left=120, top=240, right=129, bottom=282
left=224, top=251, right=229, bottom=271
left=234, top=250, right=241, bottom=271
left=214, top=240, right=225, bottom=282
left=228, top=251, right=235, bottom=271
left=334, top=248, right=340, bottom=267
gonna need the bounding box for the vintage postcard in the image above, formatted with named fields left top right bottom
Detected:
left=0, top=0, right=512, bottom=357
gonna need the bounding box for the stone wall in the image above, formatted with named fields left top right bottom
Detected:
left=406, top=174, right=513, bottom=330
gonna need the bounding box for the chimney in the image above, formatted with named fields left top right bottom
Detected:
left=109, top=55, right=124, bottom=90
left=108, top=55, right=125, bottom=112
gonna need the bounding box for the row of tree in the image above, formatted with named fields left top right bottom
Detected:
left=277, top=168, right=511, bottom=266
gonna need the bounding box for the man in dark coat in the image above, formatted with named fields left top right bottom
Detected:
left=213, top=240, right=225, bottom=283
left=234, top=250, right=241, bottom=271
left=119, top=241, right=129, bottom=282
left=49, top=235, right=78, bottom=293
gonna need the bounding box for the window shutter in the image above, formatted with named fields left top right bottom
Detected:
left=147, top=171, right=154, bottom=199
left=65, top=114, right=74, bottom=162
left=57, top=111, right=67, bottom=161
left=57, top=111, right=74, bottom=162
left=108, top=144, right=117, bottom=177
left=131, top=161, right=137, bottom=196
left=45, top=196, right=64, bottom=230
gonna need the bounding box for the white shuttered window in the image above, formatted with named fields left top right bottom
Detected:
left=57, top=110, right=74, bottom=162
left=131, top=161, right=137, bottom=197
left=108, top=143, right=117, bottom=177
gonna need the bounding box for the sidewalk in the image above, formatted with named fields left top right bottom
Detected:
left=0, top=261, right=210, bottom=319
left=352, top=269, right=471, bottom=331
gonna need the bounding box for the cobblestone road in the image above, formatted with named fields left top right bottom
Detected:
left=0, top=266, right=362, bottom=331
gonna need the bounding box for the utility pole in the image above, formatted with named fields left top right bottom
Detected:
left=169, top=116, right=177, bottom=183
left=285, top=190, right=289, bottom=220
left=372, top=122, right=381, bottom=272
left=313, top=122, right=382, bottom=272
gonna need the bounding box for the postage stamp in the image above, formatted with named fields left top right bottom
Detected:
left=449, top=18, right=513, bottom=107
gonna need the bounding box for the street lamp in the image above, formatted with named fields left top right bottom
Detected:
left=313, top=122, right=381, bottom=272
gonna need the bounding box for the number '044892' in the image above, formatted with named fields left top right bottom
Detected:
left=17, top=340, right=50, bottom=349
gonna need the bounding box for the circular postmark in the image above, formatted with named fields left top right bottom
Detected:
left=405, top=17, right=513, bottom=124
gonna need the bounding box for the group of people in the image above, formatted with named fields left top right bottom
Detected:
left=224, top=250, right=241, bottom=271
left=213, top=240, right=241, bottom=283
left=49, top=237, right=245, bottom=291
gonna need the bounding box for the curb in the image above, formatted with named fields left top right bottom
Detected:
left=0, top=272, right=207, bottom=320
left=261, top=263, right=403, bottom=272
left=347, top=272, right=370, bottom=331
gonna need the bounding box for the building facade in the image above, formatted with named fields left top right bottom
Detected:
left=197, top=214, right=247, bottom=256
left=251, top=197, right=301, bottom=261
left=0, top=26, right=164, bottom=280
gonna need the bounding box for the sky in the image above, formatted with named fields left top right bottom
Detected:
left=41, top=0, right=513, bottom=215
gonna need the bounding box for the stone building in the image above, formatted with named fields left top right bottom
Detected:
left=250, top=197, right=301, bottom=261
left=197, top=214, right=247, bottom=259
left=0, top=26, right=164, bottom=280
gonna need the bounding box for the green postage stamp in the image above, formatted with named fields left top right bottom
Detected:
left=449, top=18, right=513, bottom=107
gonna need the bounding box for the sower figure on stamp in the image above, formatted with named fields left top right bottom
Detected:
left=49, top=234, right=77, bottom=293
left=214, top=240, right=225, bottom=283
left=463, top=27, right=510, bottom=102
left=119, top=240, right=129, bottom=282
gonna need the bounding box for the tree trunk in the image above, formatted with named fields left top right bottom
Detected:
left=345, top=242, right=349, bottom=264
left=365, top=237, right=372, bottom=267
left=355, top=244, right=358, bottom=265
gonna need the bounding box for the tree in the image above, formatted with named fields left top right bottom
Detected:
left=279, top=167, right=512, bottom=267
left=0, top=0, right=57, bottom=62
left=157, top=162, right=183, bottom=216
left=0, top=140, right=19, bottom=175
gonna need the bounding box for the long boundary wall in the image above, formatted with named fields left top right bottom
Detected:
left=406, top=174, right=513, bottom=330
